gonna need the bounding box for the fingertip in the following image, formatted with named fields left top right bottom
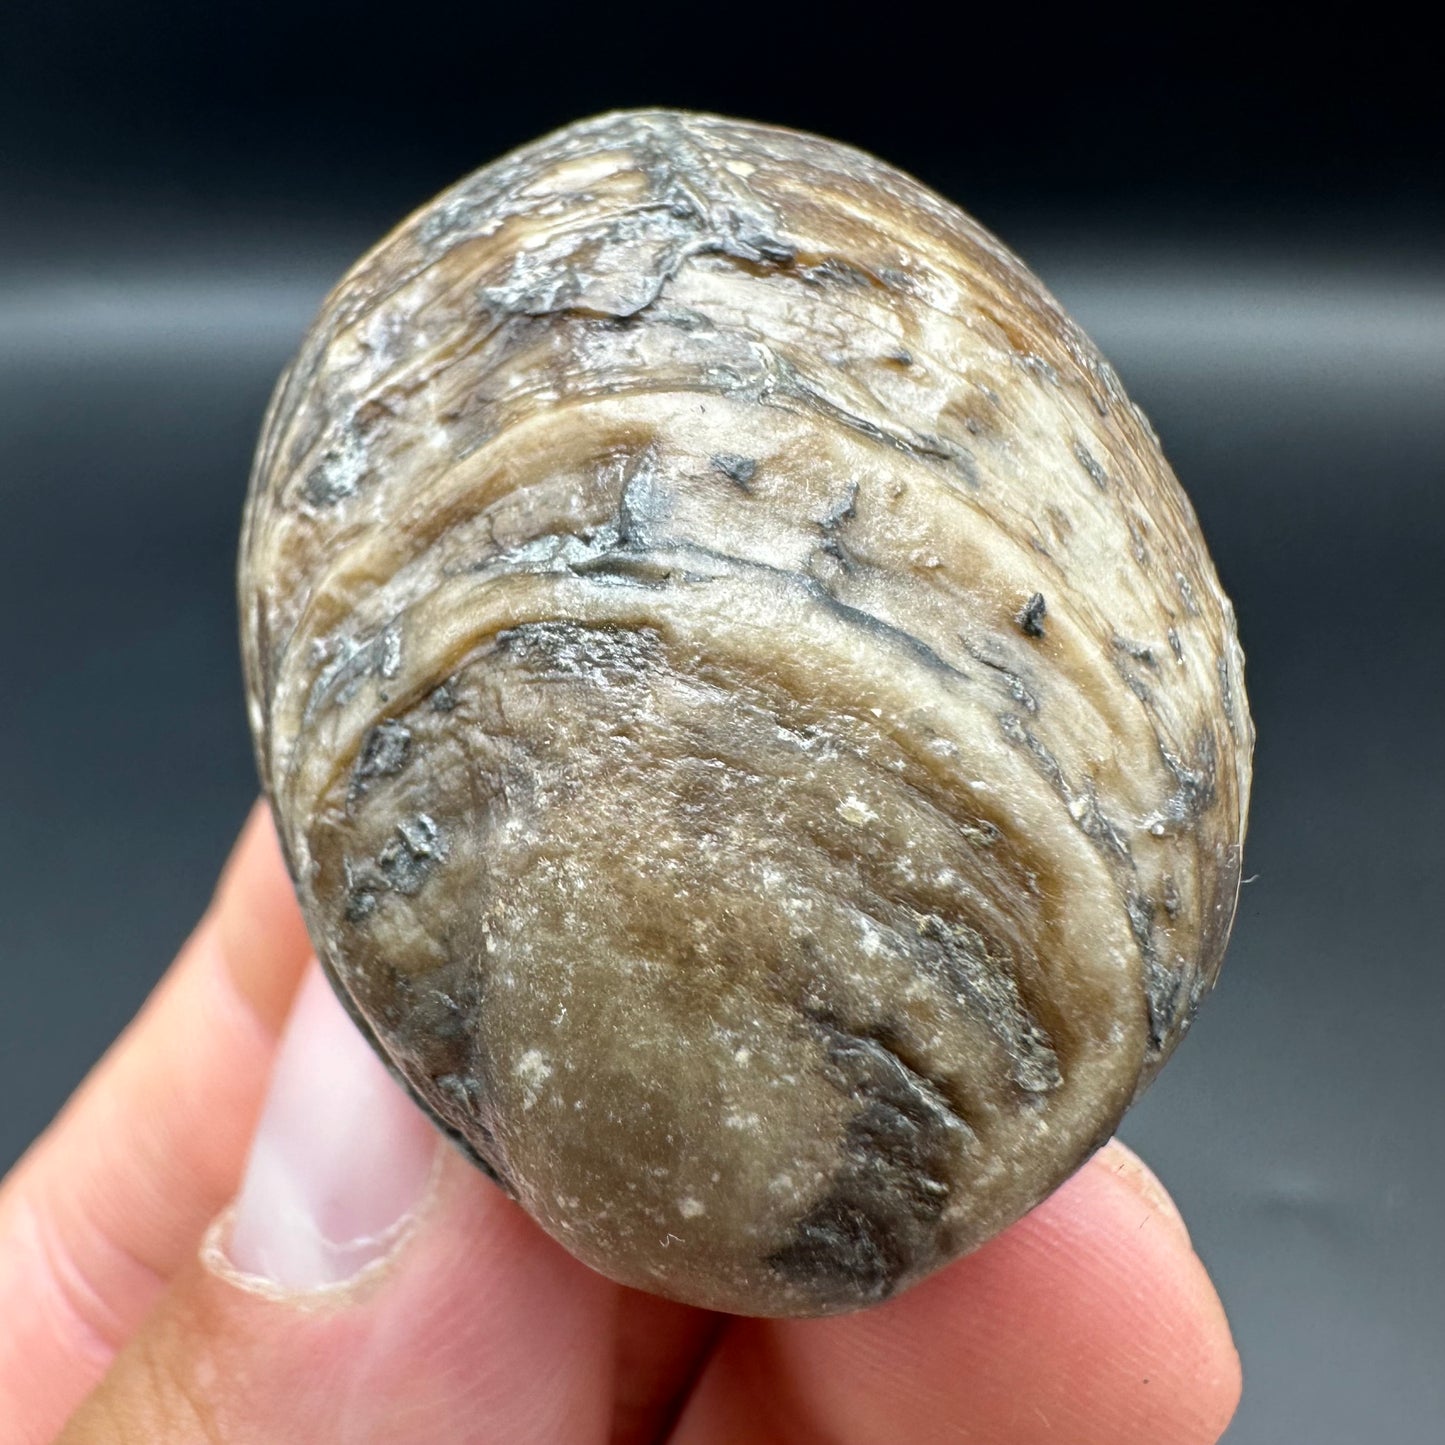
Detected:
left=1077, top=1139, right=1241, bottom=1420
left=991, top=1143, right=1242, bottom=1442
left=707, top=1142, right=1243, bottom=1445
left=1090, top=1137, right=1192, bottom=1247
left=210, top=800, right=311, bottom=1034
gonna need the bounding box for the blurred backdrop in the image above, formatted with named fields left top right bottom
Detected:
left=2, top=5, right=1441, bottom=1441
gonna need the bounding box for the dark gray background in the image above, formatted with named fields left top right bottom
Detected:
left=2, top=5, right=1441, bottom=1440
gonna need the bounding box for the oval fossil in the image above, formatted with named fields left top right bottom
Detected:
left=239, top=109, right=1252, bottom=1316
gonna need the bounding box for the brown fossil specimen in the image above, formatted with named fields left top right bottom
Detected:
left=240, top=110, right=1252, bottom=1316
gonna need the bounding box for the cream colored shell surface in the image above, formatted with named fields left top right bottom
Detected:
left=240, top=110, right=1252, bottom=1316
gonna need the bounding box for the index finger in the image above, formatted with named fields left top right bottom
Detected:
left=0, top=801, right=312, bottom=1444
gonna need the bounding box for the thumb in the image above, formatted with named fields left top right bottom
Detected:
left=58, top=963, right=617, bottom=1445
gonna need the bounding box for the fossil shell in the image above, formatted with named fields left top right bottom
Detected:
left=240, top=110, right=1252, bottom=1316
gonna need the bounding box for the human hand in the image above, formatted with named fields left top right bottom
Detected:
left=0, top=804, right=1241, bottom=1443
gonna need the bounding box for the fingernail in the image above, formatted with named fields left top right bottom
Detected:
left=221, top=961, right=438, bottom=1292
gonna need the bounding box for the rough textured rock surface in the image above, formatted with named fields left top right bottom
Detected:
left=239, top=109, right=1253, bottom=1316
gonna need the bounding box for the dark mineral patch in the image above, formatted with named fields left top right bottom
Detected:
left=353, top=719, right=412, bottom=790
left=711, top=452, right=758, bottom=488
left=1018, top=592, right=1048, bottom=638
left=768, top=1018, right=963, bottom=1305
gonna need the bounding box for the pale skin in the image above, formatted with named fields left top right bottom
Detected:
left=0, top=803, right=1241, bottom=1443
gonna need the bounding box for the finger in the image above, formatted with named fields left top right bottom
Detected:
left=0, top=801, right=311, bottom=1443
left=59, top=962, right=620, bottom=1445
left=672, top=1141, right=1240, bottom=1445
left=611, top=1289, right=721, bottom=1445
